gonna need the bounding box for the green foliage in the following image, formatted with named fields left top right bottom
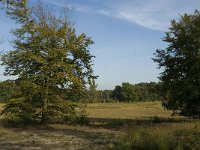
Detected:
left=112, top=85, right=122, bottom=100
left=0, top=80, right=19, bottom=102
left=111, top=82, right=161, bottom=102
left=87, top=79, right=98, bottom=102
left=1, top=1, right=95, bottom=123
left=153, top=10, right=200, bottom=118
left=120, top=83, right=138, bottom=102
left=135, top=82, right=162, bottom=101
left=71, top=104, right=90, bottom=125
left=1, top=99, right=89, bottom=125
left=112, top=83, right=138, bottom=102
left=98, top=90, right=113, bottom=102
left=1, top=0, right=28, bottom=23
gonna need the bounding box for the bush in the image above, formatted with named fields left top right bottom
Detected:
left=71, top=104, right=90, bottom=125
left=152, top=116, right=162, bottom=123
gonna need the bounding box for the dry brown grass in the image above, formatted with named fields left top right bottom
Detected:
left=86, top=101, right=176, bottom=119
left=0, top=102, right=199, bottom=150
left=0, top=103, right=4, bottom=110
left=0, top=124, right=116, bottom=150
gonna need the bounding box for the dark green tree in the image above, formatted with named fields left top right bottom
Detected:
left=135, top=82, right=162, bottom=101
left=112, top=85, right=122, bottom=100
left=112, top=83, right=138, bottom=102
left=1, top=1, right=95, bottom=123
left=121, top=83, right=138, bottom=102
left=153, top=10, right=200, bottom=118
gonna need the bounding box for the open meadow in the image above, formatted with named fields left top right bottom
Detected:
left=1, top=1, right=200, bottom=150
left=87, top=101, right=174, bottom=119
left=0, top=102, right=199, bottom=150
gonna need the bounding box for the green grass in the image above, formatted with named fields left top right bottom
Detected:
left=86, top=101, right=175, bottom=119
left=0, top=101, right=199, bottom=150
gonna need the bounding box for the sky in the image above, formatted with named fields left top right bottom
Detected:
left=1, top=0, right=200, bottom=90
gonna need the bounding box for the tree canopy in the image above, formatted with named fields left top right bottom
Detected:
left=111, top=82, right=161, bottom=102
left=1, top=0, right=95, bottom=123
left=0, top=80, right=19, bottom=102
left=112, top=82, right=138, bottom=102
left=153, top=10, right=200, bottom=118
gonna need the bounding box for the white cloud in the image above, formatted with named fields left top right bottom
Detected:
left=42, top=0, right=200, bottom=31
left=105, top=0, right=199, bottom=31
left=42, top=0, right=110, bottom=15
left=116, top=10, right=169, bottom=31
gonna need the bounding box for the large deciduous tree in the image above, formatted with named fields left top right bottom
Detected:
left=1, top=0, right=95, bottom=123
left=153, top=10, right=200, bottom=118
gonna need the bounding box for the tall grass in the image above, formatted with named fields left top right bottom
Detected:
left=112, top=122, right=200, bottom=150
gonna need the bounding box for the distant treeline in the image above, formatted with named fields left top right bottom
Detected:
left=0, top=80, right=162, bottom=103
left=97, top=82, right=162, bottom=102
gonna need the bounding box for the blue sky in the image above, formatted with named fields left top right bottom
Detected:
left=1, top=0, right=200, bottom=90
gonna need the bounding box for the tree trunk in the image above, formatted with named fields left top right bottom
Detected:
left=41, top=78, right=49, bottom=123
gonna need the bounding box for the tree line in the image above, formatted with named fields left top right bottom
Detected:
left=88, top=82, right=162, bottom=102
left=0, top=80, right=162, bottom=103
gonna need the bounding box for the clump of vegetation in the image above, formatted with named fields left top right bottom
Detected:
left=0, top=80, right=19, bottom=103
left=112, top=123, right=200, bottom=150
left=152, top=116, right=162, bottom=123
left=70, top=104, right=90, bottom=125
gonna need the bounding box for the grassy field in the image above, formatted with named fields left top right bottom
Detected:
left=0, top=102, right=199, bottom=150
left=87, top=101, right=174, bottom=119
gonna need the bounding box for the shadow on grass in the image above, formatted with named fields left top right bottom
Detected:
left=88, top=116, right=190, bottom=129
left=0, top=115, right=190, bottom=130
left=0, top=118, right=117, bottom=149
left=0, top=116, right=197, bottom=150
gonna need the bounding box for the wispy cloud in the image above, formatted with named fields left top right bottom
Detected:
left=42, top=0, right=200, bottom=31
left=102, top=0, right=199, bottom=31
left=42, top=0, right=111, bottom=16
left=108, top=0, right=171, bottom=31
left=71, top=4, right=111, bottom=16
